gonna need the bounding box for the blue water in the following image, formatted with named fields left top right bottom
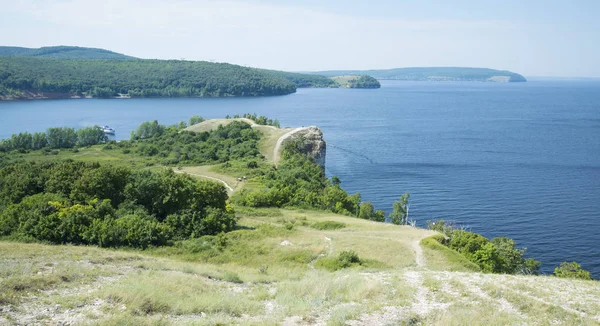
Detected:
left=1, top=80, right=599, bottom=277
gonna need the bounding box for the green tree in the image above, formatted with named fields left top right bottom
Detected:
left=189, top=115, right=205, bottom=126
left=358, top=202, right=375, bottom=220
left=46, top=127, right=77, bottom=148
left=372, top=210, right=386, bottom=222
left=554, top=262, right=592, bottom=280
left=32, top=132, right=47, bottom=149
left=389, top=192, right=410, bottom=225
left=77, top=126, right=108, bottom=146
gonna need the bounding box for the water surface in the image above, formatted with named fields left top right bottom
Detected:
left=1, top=80, right=599, bottom=276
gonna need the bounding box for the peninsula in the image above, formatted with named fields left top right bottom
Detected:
left=0, top=46, right=381, bottom=100
left=0, top=115, right=597, bottom=325
left=311, top=67, right=527, bottom=82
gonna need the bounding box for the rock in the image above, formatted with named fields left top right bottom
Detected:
left=280, top=240, right=293, bottom=246
left=285, top=126, right=326, bottom=167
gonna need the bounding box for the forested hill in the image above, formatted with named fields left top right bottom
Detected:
left=265, top=70, right=336, bottom=88
left=311, top=67, right=527, bottom=82
left=0, top=57, right=297, bottom=99
left=0, top=46, right=136, bottom=60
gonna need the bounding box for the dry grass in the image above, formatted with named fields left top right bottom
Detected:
left=2, top=208, right=600, bottom=325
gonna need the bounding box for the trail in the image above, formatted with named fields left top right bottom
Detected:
left=173, top=170, right=234, bottom=193
left=273, top=127, right=309, bottom=166
left=413, top=238, right=425, bottom=268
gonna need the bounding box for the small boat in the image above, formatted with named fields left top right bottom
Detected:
left=102, top=125, right=115, bottom=134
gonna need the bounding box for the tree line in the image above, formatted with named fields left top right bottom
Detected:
left=0, top=126, right=107, bottom=151
left=0, top=57, right=297, bottom=98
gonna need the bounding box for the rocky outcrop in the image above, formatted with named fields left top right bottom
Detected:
left=284, top=126, right=326, bottom=167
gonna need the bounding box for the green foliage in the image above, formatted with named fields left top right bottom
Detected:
left=230, top=113, right=280, bottom=127
left=311, top=221, right=346, bottom=230
left=0, top=160, right=233, bottom=248
left=389, top=192, right=410, bottom=225
left=443, top=229, right=541, bottom=275
left=426, top=219, right=455, bottom=237
left=188, top=115, right=205, bottom=126
left=0, top=56, right=296, bottom=98
left=420, top=235, right=481, bottom=272
left=129, top=119, right=262, bottom=165
left=231, top=137, right=362, bottom=216
left=553, top=262, right=593, bottom=280
left=131, top=120, right=165, bottom=140
left=358, top=202, right=385, bottom=222
left=0, top=126, right=107, bottom=152
left=331, top=75, right=381, bottom=88
left=45, top=127, right=77, bottom=149
left=0, top=45, right=135, bottom=60
left=260, top=70, right=336, bottom=88
left=316, top=250, right=362, bottom=271
left=77, top=126, right=108, bottom=146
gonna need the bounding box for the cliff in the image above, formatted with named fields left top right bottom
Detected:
left=283, top=126, right=327, bottom=167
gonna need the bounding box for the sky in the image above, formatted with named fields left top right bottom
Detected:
left=1, top=0, right=599, bottom=77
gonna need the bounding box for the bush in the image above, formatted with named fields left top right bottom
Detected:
left=311, top=221, right=346, bottom=230
left=554, top=262, right=593, bottom=280
left=316, top=250, right=362, bottom=271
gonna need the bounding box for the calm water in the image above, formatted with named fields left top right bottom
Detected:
left=1, top=80, right=599, bottom=277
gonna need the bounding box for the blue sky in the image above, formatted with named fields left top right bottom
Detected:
left=1, top=0, right=598, bottom=77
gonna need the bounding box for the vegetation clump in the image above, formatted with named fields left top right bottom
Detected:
left=0, top=161, right=234, bottom=248
left=427, top=220, right=541, bottom=275
left=0, top=126, right=107, bottom=151
left=311, top=221, right=346, bottom=230
left=316, top=250, right=362, bottom=271
left=554, top=261, right=592, bottom=280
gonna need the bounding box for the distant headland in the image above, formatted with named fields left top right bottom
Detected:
left=310, top=67, right=527, bottom=82
left=0, top=46, right=380, bottom=100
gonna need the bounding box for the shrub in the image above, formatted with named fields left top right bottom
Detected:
left=316, top=250, right=362, bottom=271
left=554, top=262, right=593, bottom=280
left=311, top=221, right=346, bottom=230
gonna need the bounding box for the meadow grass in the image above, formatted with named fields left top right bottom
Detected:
left=420, top=235, right=480, bottom=272
left=2, top=208, right=600, bottom=325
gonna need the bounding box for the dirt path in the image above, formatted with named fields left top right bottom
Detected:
left=273, top=127, right=309, bottom=166
left=412, top=238, right=425, bottom=268
left=173, top=170, right=234, bottom=193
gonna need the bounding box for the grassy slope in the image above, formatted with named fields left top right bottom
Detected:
left=185, top=118, right=292, bottom=163
left=3, top=119, right=599, bottom=324
left=1, top=208, right=599, bottom=325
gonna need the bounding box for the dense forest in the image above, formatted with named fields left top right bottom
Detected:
left=0, top=57, right=297, bottom=98
left=263, top=70, right=336, bottom=88
left=0, top=46, right=135, bottom=60
left=0, top=161, right=233, bottom=248
left=0, top=46, right=386, bottom=98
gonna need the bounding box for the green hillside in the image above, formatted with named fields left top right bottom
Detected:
left=0, top=117, right=598, bottom=325
left=331, top=75, right=381, bottom=88
left=264, top=70, right=337, bottom=88
left=0, top=45, right=135, bottom=60
left=313, top=67, right=527, bottom=82
left=0, top=57, right=296, bottom=99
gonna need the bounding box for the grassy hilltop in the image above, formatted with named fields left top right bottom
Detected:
left=0, top=116, right=598, bottom=325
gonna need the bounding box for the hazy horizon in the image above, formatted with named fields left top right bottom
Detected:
left=1, top=0, right=599, bottom=78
